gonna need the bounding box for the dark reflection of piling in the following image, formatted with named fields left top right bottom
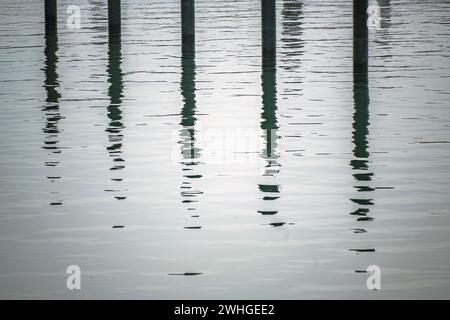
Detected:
left=108, top=0, right=121, bottom=36
left=42, top=32, right=61, bottom=155
left=45, top=0, right=57, bottom=35
left=377, top=0, right=391, bottom=31
left=375, top=0, right=392, bottom=51
left=258, top=56, right=283, bottom=222
left=262, top=0, right=276, bottom=59
left=351, top=69, right=374, bottom=221
left=179, top=51, right=203, bottom=218
left=280, top=0, right=304, bottom=100
left=353, top=0, right=368, bottom=77
left=42, top=31, right=63, bottom=206
left=261, top=59, right=278, bottom=163
left=106, top=35, right=126, bottom=199
left=350, top=0, right=374, bottom=227
left=281, top=0, right=304, bottom=71
left=181, top=0, right=195, bottom=57
left=88, top=0, right=108, bottom=33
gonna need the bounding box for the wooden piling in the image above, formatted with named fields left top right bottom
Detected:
left=106, top=32, right=124, bottom=164
left=352, top=1, right=370, bottom=163
left=181, top=0, right=195, bottom=55
left=108, top=0, right=121, bottom=36
left=262, top=0, right=276, bottom=59
left=261, top=58, right=277, bottom=160
left=45, top=0, right=57, bottom=35
left=353, top=0, right=369, bottom=79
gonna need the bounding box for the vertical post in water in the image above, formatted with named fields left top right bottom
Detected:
left=353, top=0, right=369, bottom=79
left=352, top=0, right=370, bottom=167
left=262, top=0, right=276, bottom=59
left=352, top=0, right=371, bottom=220
left=181, top=0, right=195, bottom=56
left=45, top=0, right=57, bottom=35
left=108, top=0, right=121, bottom=36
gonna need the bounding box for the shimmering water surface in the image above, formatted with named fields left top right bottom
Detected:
left=1, top=0, right=450, bottom=299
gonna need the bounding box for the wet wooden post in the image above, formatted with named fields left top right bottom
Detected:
left=108, top=0, right=121, bottom=36
left=45, top=0, right=57, bottom=35
left=353, top=0, right=369, bottom=78
left=181, top=0, right=195, bottom=56
left=262, top=0, right=276, bottom=59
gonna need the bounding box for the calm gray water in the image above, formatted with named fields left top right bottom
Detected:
left=1, top=0, right=450, bottom=299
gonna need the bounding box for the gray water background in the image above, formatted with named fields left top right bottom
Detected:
left=0, top=0, right=450, bottom=299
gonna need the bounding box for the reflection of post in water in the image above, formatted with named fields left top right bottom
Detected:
left=281, top=0, right=304, bottom=70
left=261, top=0, right=278, bottom=174
left=179, top=52, right=203, bottom=217
left=261, top=59, right=278, bottom=166
left=350, top=0, right=374, bottom=225
left=259, top=0, right=282, bottom=225
left=377, top=0, right=391, bottom=31
left=375, top=0, right=392, bottom=50
left=258, top=57, right=284, bottom=224
left=45, top=0, right=57, bottom=36
left=42, top=31, right=63, bottom=206
left=262, top=0, right=276, bottom=59
left=42, top=32, right=61, bottom=155
left=181, top=0, right=195, bottom=57
left=353, top=0, right=368, bottom=77
left=88, top=0, right=108, bottom=33
left=106, top=35, right=126, bottom=199
left=108, top=0, right=121, bottom=36
left=282, top=0, right=303, bottom=40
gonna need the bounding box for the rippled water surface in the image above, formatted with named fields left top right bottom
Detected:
left=1, top=0, right=450, bottom=299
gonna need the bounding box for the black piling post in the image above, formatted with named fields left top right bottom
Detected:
left=262, top=0, right=276, bottom=59
left=261, top=60, right=278, bottom=161
left=108, top=0, right=121, bottom=36
left=181, top=0, right=195, bottom=56
left=352, top=0, right=370, bottom=165
left=353, top=0, right=369, bottom=80
left=106, top=30, right=125, bottom=173
left=180, top=53, right=197, bottom=160
left=45, top=0, right=57, bottom=35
